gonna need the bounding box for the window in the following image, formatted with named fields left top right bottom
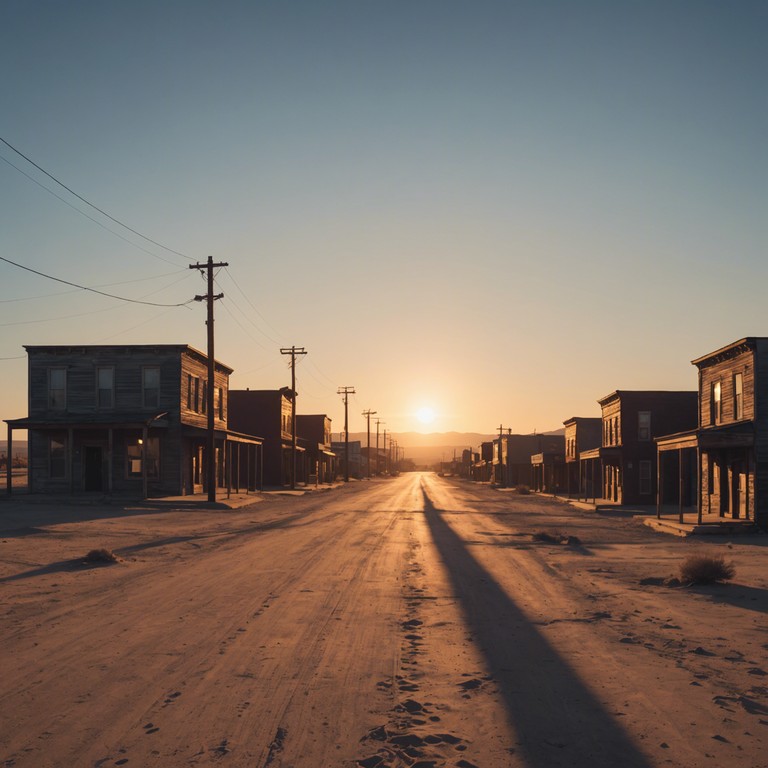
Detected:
left=187, top=374, right=193, bottom=410
left=49, top=436, right=66, bottom=479
left=48, top=368, right=66, bottom=409
left=638, top=411, right=651, bottom=441
left=215, top=387, right=224, bottom=419
left=639, top=460, right=652, bottom=495
left=142, top=367, right=160, bottom=408
left=96, top=367, right=114, bottom=408
left=201, top=381, right=208, bottom=414
left=126, top=437, right=160, bottom=478
left=193, top=377, right=200, bottom=412
left=712, top=381, right=722, bottom=424
left=734, top=373, right=744, bottom=420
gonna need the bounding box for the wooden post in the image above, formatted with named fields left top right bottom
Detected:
left=657, top=449, right=662, bottom=519
left=697, top=446, right=703, bottom=525
left=108, top=428, right=113, bottom=494
left=141, top=426, right=148, bottom=499
left=68, top=427, right=74, bottom=495
left=6, top=425, right=12, bottom=496
left=678, top=448, right=684, bottom=523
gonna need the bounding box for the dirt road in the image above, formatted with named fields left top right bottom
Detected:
left=0, top=473, right=765, bottom=767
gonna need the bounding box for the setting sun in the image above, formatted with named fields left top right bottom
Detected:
left=416, top=406, right=436, bottom=425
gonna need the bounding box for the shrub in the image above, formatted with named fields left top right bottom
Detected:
left=532, top=531, right=562, bottom=544
left=84, top=548, right=120, bottom=564
left=680, top=554, right=735, bottom=585
left=516, top=484, right=530, bottom=495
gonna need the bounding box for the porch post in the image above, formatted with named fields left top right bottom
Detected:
left=697, top=447, right=703, bottom=525
left=6, top=424, right=12, bottom=496
left=678, top=448, right=684, bottom=524
left=141, top=425, right=148, bottom=499
left=745, top=447, right=751, bottom=521
left=225, top=441, right=230, bottom=499
left=656, top=449, right=662, bottom=519
left=108, top=428, right=113, bottom=494
left=68, top=427, right=74, bottom=495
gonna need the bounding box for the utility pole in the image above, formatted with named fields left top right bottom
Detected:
left=383, top=429, right=388, bottom=474
left=190, top=255, right=228, bottom=502
left=497, top=423, right=505, bottom=488
left=362, top=409, right=376, bottom=479
left=338, top=386, right=355, bottom=481
left=375, top=419, right=383, bottom=477
left=280, top=346, right=307, bottom=490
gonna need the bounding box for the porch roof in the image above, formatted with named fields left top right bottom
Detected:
left=5, top=414, right=170, bottom=430
left=578, top=446, right=621, bottom=461
left=656, top=423, right=754, bottom=452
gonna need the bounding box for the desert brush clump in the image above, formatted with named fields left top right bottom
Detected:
left=679, top=553, right=735, bottom=585
left=84, top=548, right=120, bottom=564
left=532, top=531, right=582, bottom=546
left=516, top=484, right=531, bottom=494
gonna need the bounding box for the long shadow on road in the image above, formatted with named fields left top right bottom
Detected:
left=420, top=484, right=654, bottom=768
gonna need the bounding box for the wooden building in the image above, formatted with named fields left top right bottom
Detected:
left=657, top=338, right=768, bottom=527
left=530, top=446, right=566, bottom=493
left=579, top=391, right=697, bottom=506
left=5, top=344, right=263, bottom=497
left=228, top=389, right=306, bottom=487
left=562, top=416, right=602, bottom=497
left=493, top=433, right=564, bottom=488
left=296, top=414, right=336, bottom=484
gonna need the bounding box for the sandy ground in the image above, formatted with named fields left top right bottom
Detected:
left=0, top=473, right=766, bottom=767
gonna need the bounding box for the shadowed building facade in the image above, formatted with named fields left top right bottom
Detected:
left=4, top=344, right=263, bottom=497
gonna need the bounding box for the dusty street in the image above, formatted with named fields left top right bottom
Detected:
left=1, top=473, right=766, bottom=768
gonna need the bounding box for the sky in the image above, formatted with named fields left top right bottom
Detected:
left=1, top=0, right=766, bottom=439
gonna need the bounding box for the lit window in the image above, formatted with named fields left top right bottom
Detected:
left=734, top=373, right=743, bottom=420
left=126, top=437, right=160, bottom=478
left=97, top=367, right=114, bottom=408
left=712, top=381, right=721, bottom=424
left=48, top=368, right=66, bottom=409
left=638, top=412, right=651, bottom=441
left=143, top=367, right=160, bottom=408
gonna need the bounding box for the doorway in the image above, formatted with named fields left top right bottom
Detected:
left=83, top=446, right=103, bottom=491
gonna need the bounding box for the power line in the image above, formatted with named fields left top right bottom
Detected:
left=0, top=268, right=188, bottom=303
left=0, top=136, right=194, bottom=263
left=0, top=255, right=195, bottom=307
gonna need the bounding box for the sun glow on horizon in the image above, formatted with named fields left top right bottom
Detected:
left=415, top=406, right=436, bottom=425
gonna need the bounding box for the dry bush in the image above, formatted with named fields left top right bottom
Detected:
left=532, top=531, right=562, bottom=544
left=680, top=554, right=735, bottom=585
left=516, top=484, right=531, bottom=495
left=84, top=548, right=120, bottom=564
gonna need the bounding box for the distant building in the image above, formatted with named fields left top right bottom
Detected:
left=332, top=440, right=362, bottom=479
left=228, top=388, right=306, bottom=487
left=562, top=417, right=602, bottom=497
left=580, top=391, right=697, bottom=506
left=296, top=414, right=336, bottom=483
left=492, top=433, right=564, bottom=488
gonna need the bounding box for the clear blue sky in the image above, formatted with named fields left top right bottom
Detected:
left=1, top=0, right=766, bottom=436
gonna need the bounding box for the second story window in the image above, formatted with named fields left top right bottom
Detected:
left=97, top=367, right=114, bottom=409
left=48, top=368, right=66, bottom=410
left=734, top=373, right=744, bottom=420
left=143, top=367, right=160, bottom=409
left=638, top=411, right=651, bottom=441
left=712, top=381, right=722, bottom=425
